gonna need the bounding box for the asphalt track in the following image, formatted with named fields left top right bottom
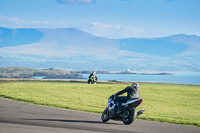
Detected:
left=0, top=98, right=199, bottom=133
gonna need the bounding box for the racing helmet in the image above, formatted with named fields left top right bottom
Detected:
left=132, top=82, right=139, bottom=88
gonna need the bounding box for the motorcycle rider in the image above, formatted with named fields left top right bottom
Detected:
left=113, top=82, right=140, bottom=114
left=88, top=71, right=97, bottom=83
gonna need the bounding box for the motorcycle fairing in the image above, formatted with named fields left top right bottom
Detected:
left=122, top=98, right=143, bottom=108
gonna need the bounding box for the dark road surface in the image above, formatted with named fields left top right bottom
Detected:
left=0, top=98, right=199, bottom=133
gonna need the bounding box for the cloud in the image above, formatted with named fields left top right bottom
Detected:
left=74, top=22, right=168, bottom=39
left=0, top=14, right=173, bottom=38
left=0, top=15, right=149, bottom=38
left=0, top=15, right=69, bottom=28
left=0, top=15, right=21, bottom=26
left=56, top=0, right=95, bottom=4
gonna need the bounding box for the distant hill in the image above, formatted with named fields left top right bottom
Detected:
left=0, top=67, right=84, bottom=79
left=119, top=35, right=188, bottom=56
left=0, top=27, right=200, bottom=72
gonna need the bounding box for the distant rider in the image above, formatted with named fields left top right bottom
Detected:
left=112, top=82, right=140, bottom=114
left=89, top=71, right=97, bottom=82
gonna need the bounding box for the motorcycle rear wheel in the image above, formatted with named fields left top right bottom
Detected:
left=101, top=108, right=109, bottom=122
left=122, top=107, right=136, bottom=125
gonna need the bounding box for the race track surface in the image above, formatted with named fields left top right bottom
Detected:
left=0, top=98, right=199, bottom=133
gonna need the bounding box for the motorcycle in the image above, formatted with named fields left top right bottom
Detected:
left=101, top=95, right=145, bottom=125
left=88, top=76, right=97, bottom=84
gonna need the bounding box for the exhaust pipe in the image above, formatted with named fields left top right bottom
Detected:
left=137, top=109, right=145, bottom=116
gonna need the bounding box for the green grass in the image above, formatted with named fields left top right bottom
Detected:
left=0, top=81, right=199, bottom=126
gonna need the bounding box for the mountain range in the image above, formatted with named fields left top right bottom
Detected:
left=0, top=27, right=200, bottom=73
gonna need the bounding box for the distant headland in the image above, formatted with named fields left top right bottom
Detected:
left=0, top=67, right=172, bottom=79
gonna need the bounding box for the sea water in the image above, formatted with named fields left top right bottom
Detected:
left=81, top=74, right=200, bottom=85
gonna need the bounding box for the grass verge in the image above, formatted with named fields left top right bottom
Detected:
left=0, top=80, right=199, bottom=126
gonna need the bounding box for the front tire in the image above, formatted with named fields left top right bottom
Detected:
left=101, top=108, right=109, bottom=122
left=122, top=107, right=136, bottom=125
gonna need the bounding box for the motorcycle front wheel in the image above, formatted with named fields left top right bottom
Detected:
left=101, top=108, right=109, bottom=122
left=122, top=107, right=136, bottom=125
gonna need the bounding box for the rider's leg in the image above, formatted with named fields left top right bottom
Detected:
left=116, top=96, right=128, bottom=113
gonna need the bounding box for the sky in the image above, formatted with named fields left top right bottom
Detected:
left=0, top=0, right=200, bottom=39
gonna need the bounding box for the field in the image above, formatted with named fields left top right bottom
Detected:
left=0, top=80, right=199, bottom=126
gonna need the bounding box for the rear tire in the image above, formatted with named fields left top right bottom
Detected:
left=122, top=107, right=136, bottom=125
left=101, top=108, right=109, bottom=122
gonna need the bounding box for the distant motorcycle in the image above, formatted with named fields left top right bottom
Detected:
left=101, top=95, right=145, bottom=125
left=88, top=76, right=97, bottom=84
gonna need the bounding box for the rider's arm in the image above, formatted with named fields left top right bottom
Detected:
left=115, top=86, right=129, bottom=96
